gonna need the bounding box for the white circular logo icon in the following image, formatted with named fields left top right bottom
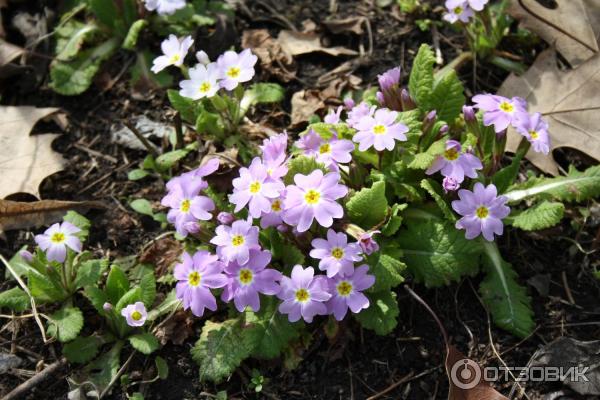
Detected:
left=450, top=359, right=481, bottom=389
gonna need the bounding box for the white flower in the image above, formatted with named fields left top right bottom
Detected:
left=216, top=49, right=258, bottom=91
left=179, top=63, right=220, bottom=100
left=34, top=222, right=82, bottom=263
left=196, top=50, right=210, bottom=65
left=443, top=0, right=475, bottom=23
left=151, top=34, right=193, bottom=74
left=121, top=302, right=148, bottom=327
left=143, top=0, right=186, bottom=15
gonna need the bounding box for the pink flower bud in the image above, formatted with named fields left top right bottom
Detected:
left=359, top=231, right=380, bottom=255
left=217, top=212, right=235, bottom=225
left=442, top=177, right=460, bottom=193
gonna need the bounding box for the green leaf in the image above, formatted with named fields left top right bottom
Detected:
left=167, top=89, right=199, bottom=124
left=47, top=306, right=84, bottom=342
left=83, top=341, right=123, bottom=396
left=4, top=246, right=33, bottom=279
left=63, top=210, right=91, bottom=239
left=283, top=156, right=328, bottom=185
left=0, top=287, right=29, bottom=312
left=49, top=37, right=120, bottom=95
left=28, top=269, right=65, bottom=302
left=427, top=70, right=465, bottom=122
left=408, top=44, right=435, bottom=109
left=75, top=259, right=108, bottom=288
left=106, top=265, right=130, bottom=304
left=130, top=199, right=154, bottom=217
left=155, top=356, right=169, bottom=379
left=128, top=169, right=150, bottom=181
left=88, top=0, right=118, bottom=29
left=510, top=201, right=564, bottom=231
left=130, top=51, right=173, bottom=90
left=116, top=287, right=142, bottom=313
left=268, top=229, right=305, bottom=267
left=381, top=203, right=406, bottom=237
left=54, top=20, right=99, bottom=61
left=241, top=83, right=285, bottom=110
left=156, top=149, right=190, bottom=170
left=480, top=242, right=534, bottom=338
left=492, top=149, right=526, bottom=194
left=505, top=165, right=600, bottom=203
left=354, top=291, right=399, bottom=335
left=406, top=138, right=446, bottom=170
left=85, top=286, right=108, bottom=314
left=191, top=319, right=256, bottom=383
left=63, top=336, right=102, bottom=364
left=397, top=218, right=481, bottom=287
left=147, top=290, right=180, bottom=322
left=245, top=298, right=302, bottom=359
left=129, top=333, right=159, bottom=355
left=122, top=19, right=147, bottom=50
left=420, top=179, right=456, bottom=221
left=347, top=181, right=388, bottom=229
left=138, top=265, right=157, bottom=308
left=366, top=248, right=406, bottom=292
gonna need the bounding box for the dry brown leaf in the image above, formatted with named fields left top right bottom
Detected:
left=155, top=310, right=194, bottom=345
left=139, top=236, right=182, bottom=277
left=277, top=30, right=358, bottom=57
left=0, top=38, right=24, bottom=66
left=322, top=17, right=366, bottom=35
left=499, top=49, right=600, bottom=175
left=509, top=0, right=600, bottom=67
left=242, top=29, right=296, bottom=82
left=446, top=345, right=509, bottom=400
left=0, top=199, right=105, bottom=234
left=290, top=90, right=326, bottom=127
left=0, top=106, right=66, bottom=198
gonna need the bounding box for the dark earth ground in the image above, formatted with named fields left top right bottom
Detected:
left=1, top=0, right=600, bottom=399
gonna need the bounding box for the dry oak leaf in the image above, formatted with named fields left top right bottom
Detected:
left=290, top=89, right=326, bottom=127
left=0, top=106, right=65, bottom=198
left=499, top=49, right=600, bottom=175
left=0, top=38, right=24, bottom=66
left=277, top=30, right=358, bottom=57
left=509, top=0, right=600, bottom=67
left=242, top=29, right=296, bottom=82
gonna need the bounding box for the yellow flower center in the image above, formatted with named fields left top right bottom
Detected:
left=50, top=232, right=65, bottom=244
left=295, top=288, right=310, bottom=303
left=336, top=281, right=353, bottom=297
left=271, top=199, right=282, bottom=212
left=476, top=206, right=489, bottom=219
left=231, top=235, right=245, bottom=247
left=170, top=54, right=180, bottom=63
left=180, top=199, right=191, bottom=213
left=454, top=6, right=463, bottom=14
left=267, top=168, right=274, bottom=176
left=199, top=81, right=211, bottom=93
left=188, top=271, right=201, bottom=287
left=331, top=247, right=344, bottom=259
left=239, top=268, right=253, bottom=285
left=227, top=66, right=241, bottom=78
left=373, top=124, right=387, bottom=135
left=249, top=181, right=261, bottom=194
left=499, top=101, right=514, bottom=113
left=444, top=148, right=460, bottom=161
left=319, top=143, right=331, bottom=154
left=131, top=311, right=142, bottom=321
left=529, top=130, right=539, bottom=140
left=304, top=189, right=321, bottom=205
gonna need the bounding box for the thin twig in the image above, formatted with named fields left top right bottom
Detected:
left=366, top=366, right=440, bottom=400
left=1, top=358, right=67, bottom=400
left=99, top=352, right=135, bottom=399
left=404, top=285, right=449, bottom=347
left=561, top=271, right=576, bottom=305
left=174, top=112, right=184, bottom=150
left=124, top=121, right=159, bottom=157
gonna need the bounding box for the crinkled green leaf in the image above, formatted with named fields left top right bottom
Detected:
left=427, top=70, right=465, bottom=122
left=480, top=242, right=535, bottom=338
left=122, top=19, right=147, bottom=50
left=306, top=122, right=355, bottom=140
left=116, top=287, right=142, bottom=313
left=129, top=333, right=159, bottom=355
left=347, top=181, right=388, bottom=229
left=420, top=179, right=456, bottom=221
left=75, top=258, right=108, bottom=288
left=54, top=20, right=99, bottom=61
left=0, top=287, right=29, bottom=312
left=88, top=0, right=118, bottom=30
left=283, top=156, right=328, bottom=185
left=47, top=306, right=84, bottom=342
left=492, top=148, right=526, bottom=194
left=381, top=203, right=407, bottom=236
left=354, top=291, right=399, bottom=335
left=406, top=138, right=446, bottom=170
left=63, top=336, right=102, bottom=364
left=268, top=229, right=305, bottom=267
left=167, top=89, right=200, bottom=124
left=4, top=246, right=33, bottom=280
left=82, top=341, right=123, bottom=396
left=510, top=201, right=564, bottom=231
left=85, top=286, right=108, bottom=314
left=28, top=269, right=65, bottom=302
left=408, top=44, right=435, bottom=109
left=106, top=265, right=130, bottom=304
left=397, top=218, right=481, bottom=287
left=365, top=247, right=406, bottom=292
left=138, top=265, right=157, bottom=308
left=147, top=290, right=180, bottom=322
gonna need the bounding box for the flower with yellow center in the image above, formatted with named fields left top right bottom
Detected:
left=304, top=189, right=321, bottom=205
left=331, top=247, right=344, bottom=260
left=180, top=199, right=191, bottom=213
left=249, top=181, right=262, bottom=194
left=336, top=281, right=353, bottom=297
left=188, top=271, right=201, bottom=287
left=454, top=6, right=463, bottom=14
left=319, top=143, right=331, bottom=154
left=499, top=101, right=514, bottom=113
left=373, top=124, right=387, bottom=135
left=50, top=232, right=66, bottom=244
left=231, top=235, right=245, bottom=247
left=199, top=81, right=212, bottom=93
left=227, top=66, right=241, bottom=78
left=238, top=268, right=254, bottom=285
left=444, top=148, right=459, bottom=161
left=295, top=288, right=310, bottom=303
left=529, top=130, right=539, bottom=140
left=271, top=199, right=282, bottom=212
left=131, top=311, right=143, bottom=321
left=476, top=206, right=489, bottom=219
left=170, top=54, right=181, bottom=64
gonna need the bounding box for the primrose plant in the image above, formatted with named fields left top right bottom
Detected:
left=149, top=41, right=600, bottom=384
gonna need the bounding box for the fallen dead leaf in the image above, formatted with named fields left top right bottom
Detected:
left=111, top=115, right=173, bottom=151
left=509, top=0, right=600, bottom=67
left=322, top=17, right=366, bottom=35
left=0, top=106, right=66, bottom=198
left=446, top=345, right=509, bottom=400
left=155, top=310, right=195, bottom=345
left=499, top=49, right=600, bottom=175
left=0, top=199, right=105, bottom=234
left=242, top=29, right=296, bottom=82
left=139, top=236, right=182, bottom=277
left=277, top=30, right=358, bottom=57
left=290, top=90, right=326, bottom=127
left=0, top=38, right=24, bottom=66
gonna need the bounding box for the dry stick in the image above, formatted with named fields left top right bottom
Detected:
left=1, top=358, right=67, bottom=400
left=404, top=285, right=449, bottom=347
left=0, top=255, right=48, bottom=344
left=366, top=366, right=441, bottom=400
left=99, top=352, right=135, bottom=399
left=123, top=121, right=159, bottom=157
left=561, top=271, right=576, bottom=305
left=174, top=112, right=184, bottom=150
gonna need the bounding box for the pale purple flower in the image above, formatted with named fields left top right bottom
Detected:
left=277, top=265, right=331, bottom=323
left=324, top=106, right=343, bottom=124
left=143, top=0, right=186, bottom=15
left=327, top=265, right=375, bottom=321
left=216, top=49, right=258, bottom=90
left=168, top=158, right=219, bottom=191
left=221, top=249, right=281, bottom=312
left=452, top=183, right=510, bottom=241
left=230, top=157, right=285, bottom=218
left=376, top=91, right=385, bottom=105
left=297, top=130, right=354, bottom=170
left=161, top=175, right=215, bottom=237
left=358, top=230, right=380, bottom=255
left=35, top=222, right=81, bottom=263
left=465, top=0, right=489, bottom=11
left=378, top=67, right=401, bottom=91
left=443, top=0, right=474, bottom=23
left=443, top=176, right=460, bottom=192
left=344, top=98, right=355, bottom=109
left=472, top=94, right=528, bottom=133
left=210, top=219, right=260, bottom=264
left=260, top=132, right=288, bottom=164
left=514, top=112, right=551, bottom=155
left=282, top=170, right=348, bottom=232
left=217, top=212, right=235, bottom=225
left=426, top=140, right=483, bottom=183
left=174, top=251, right=228, bottom=317
left=260, top=195, right=285, bottom=229
left=353, top=108, right=408, bottom=151
left=310, top=229, right=362, bottom=278
left=196, top=50, right=210, bottom=65
left=121, top=302, right=147, bottom=327
left=151, top=35, right=193, bottom=73
left=179, top=62, right=220, bottom=100
left=378, top=67, right=403, bottom=110
left=346, top=102, right=374, bottom=128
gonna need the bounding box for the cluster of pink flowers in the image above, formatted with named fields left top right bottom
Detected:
left=443, top=0, right=490, bottom=24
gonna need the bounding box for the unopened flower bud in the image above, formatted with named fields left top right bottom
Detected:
left=183, top=221, right=201, bottom=234
left=103, top=302, right=113, bottom=312
left=377, top=66, right=401, bottom=91
left=422, top=110, right=438, bottom=136
left=442, top=177, right=460, bottom=193
left=196, top=50, right=210, bottom=65
left=400, top=89, right=416, bottom=110
left=376, top=91, right=385, bottom=105
left=276, top=224, right=288, bottom=233
left=462, top=105, right=476, bottom=122
left=343, top=98, right=355, bottom=110
left=359, top=231, right=380, bottom=255
left=217, top=212, right=235, bottom=225
left=19, top=250, right=33, bottom=264
left=439, top=124, right=449, bottom=135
